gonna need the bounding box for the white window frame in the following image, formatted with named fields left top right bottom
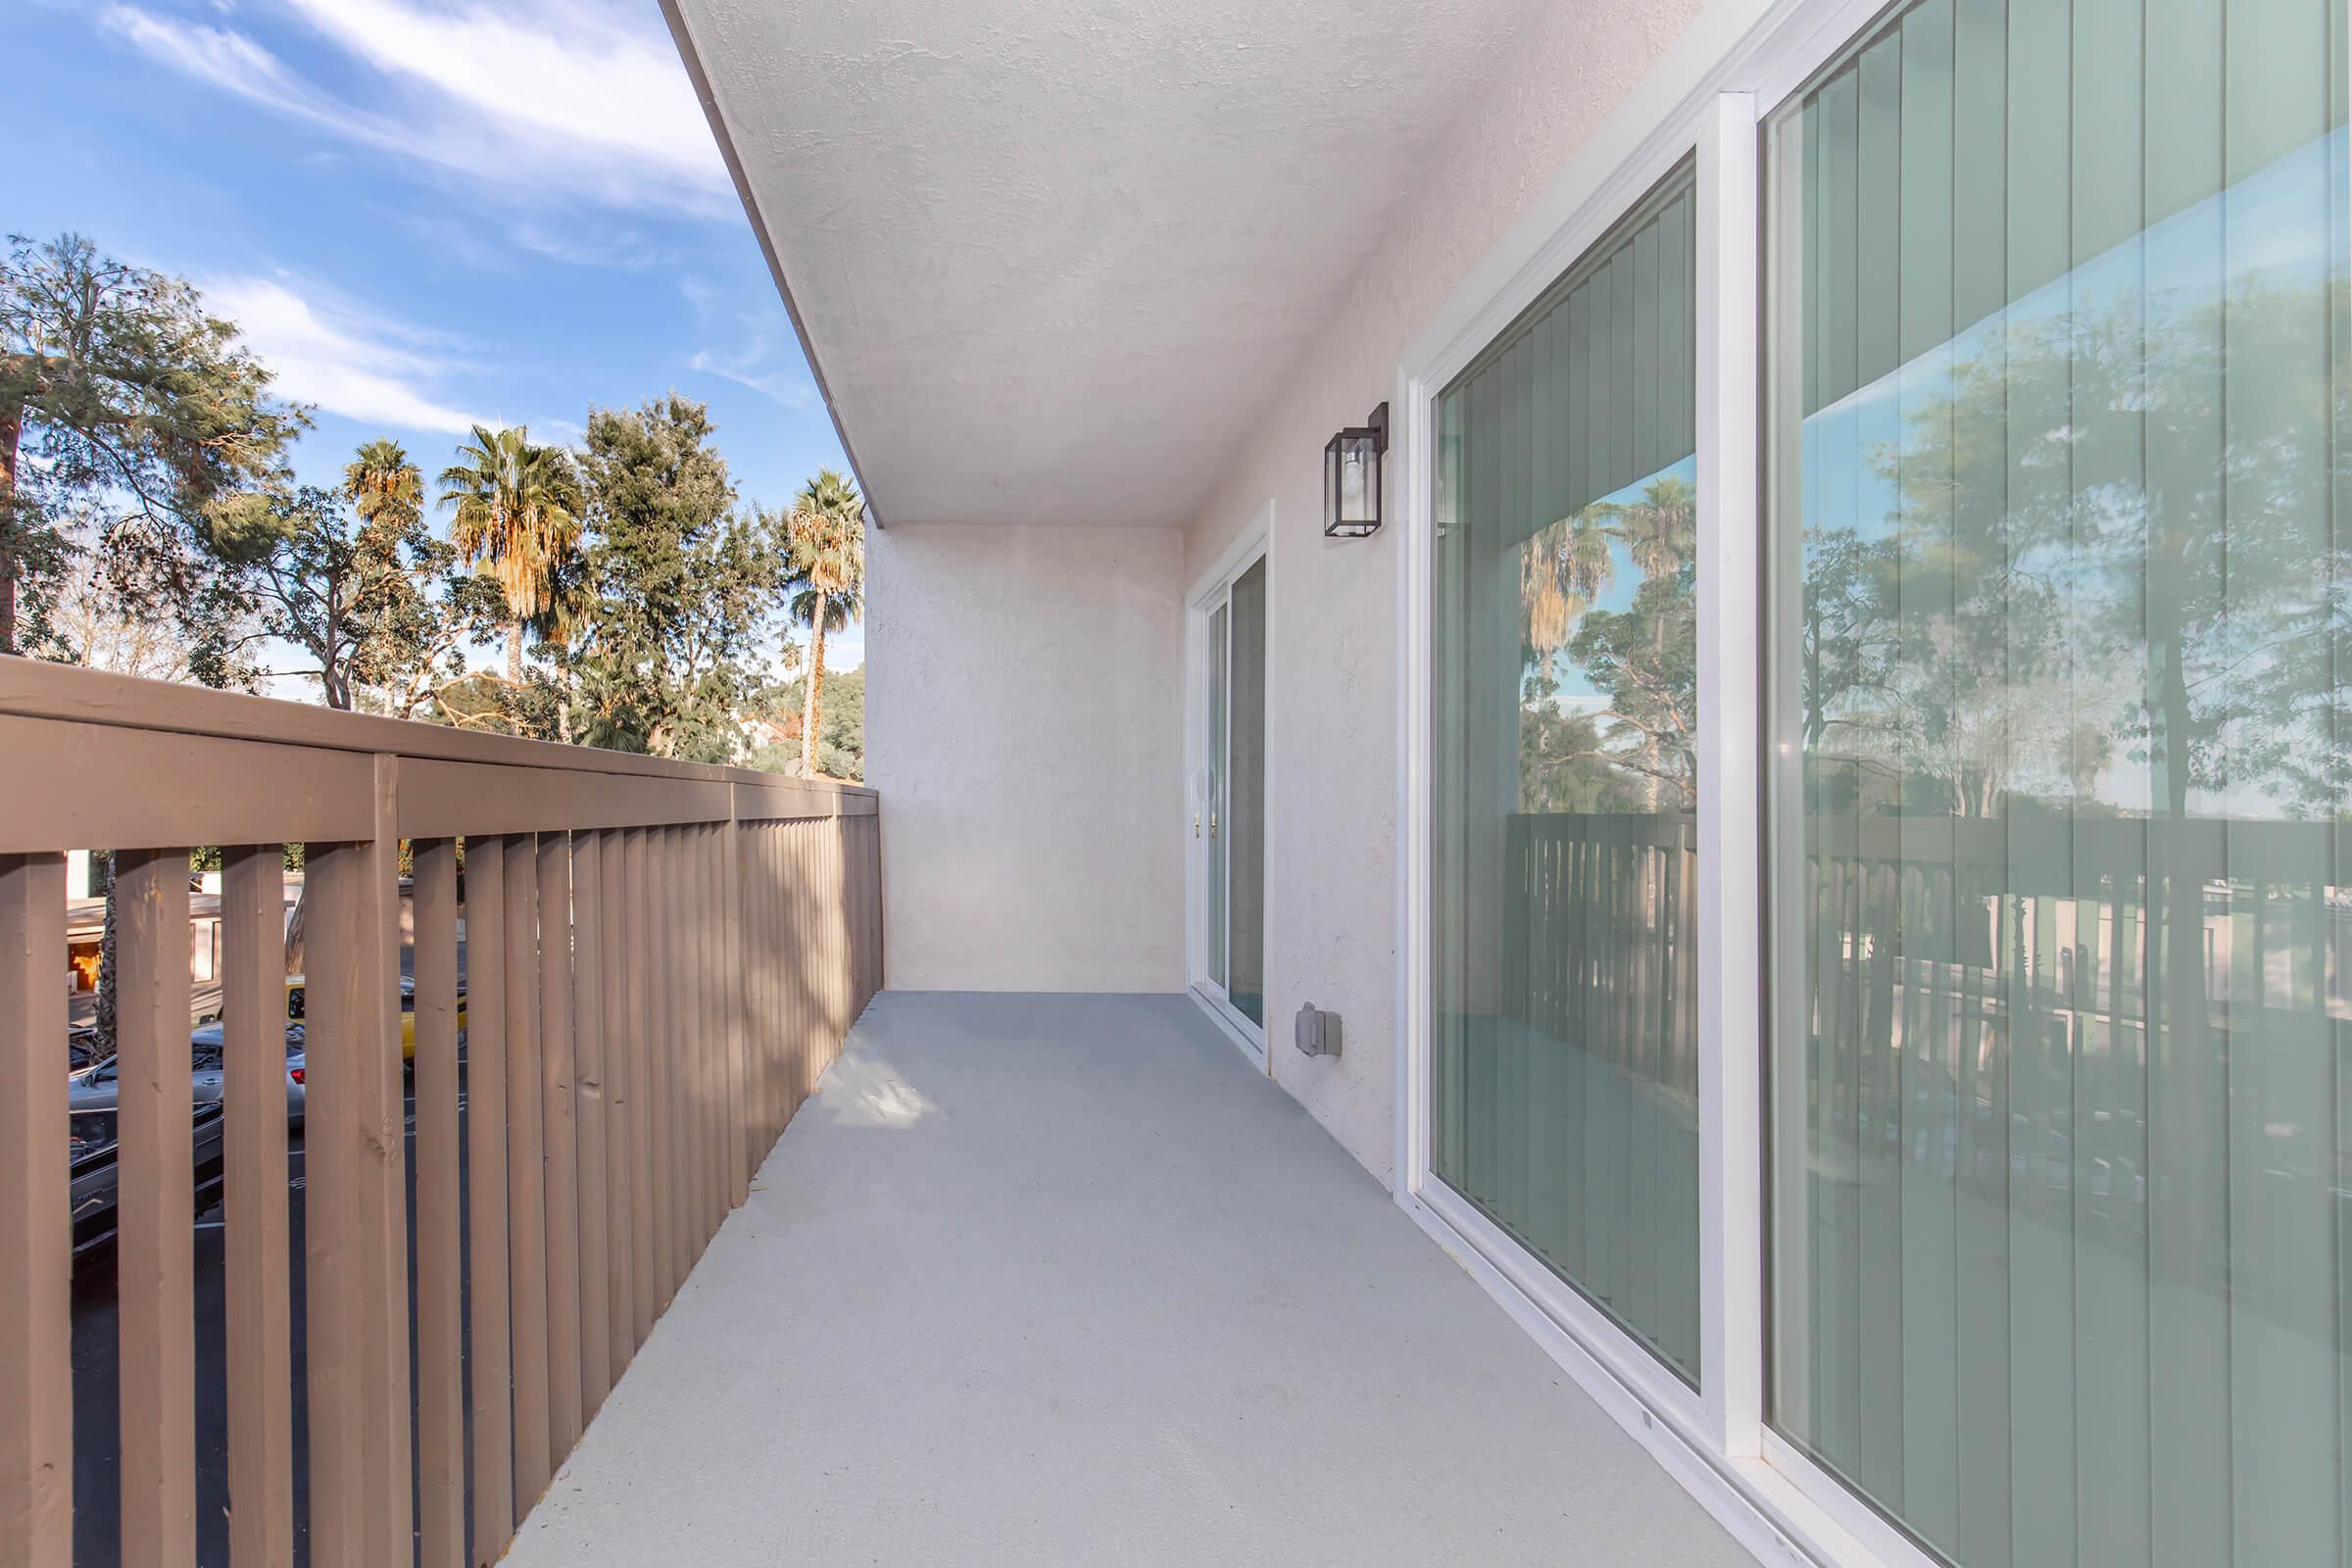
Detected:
left=1389, top=1, right=1976, bottom=1564
left=1186, top=501, right=1274, bottom=1070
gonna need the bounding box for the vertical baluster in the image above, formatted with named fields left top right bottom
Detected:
left=785, top=822, right=804, bottom=1128
left=854, top=816, right=868, bottom=1009
left=842, top=817, right=861, bottom=1018
left=837, top=821, right=854, bottom=1045
left=1, top=853, right=71, bottom=1568
left=358, top=761, right=413, bottom=1568
left=222, top=845, right=294, bottom=1568
left=783, top=824, right=801, bottom=1132
left=723, top=810, right=749, bottom=1208
left=772, top=826, right=791, bottom=1135
left=304, top=784, right=411, bottom=1568
left=665, top=827, right=690, bottom=1286
left=624, top=827, right=655, bottom=1343
left=761, top=822, right=780, bottom=1165
left=504, top=836, right=550, bottom=1508
left=703, top=824, right=726, bottom=1237
left=301, top=839, right=361, bottom=1564
left=411, top=839, right=464, bottom=1568
left=862, top=816, right=878, bottom=1009
left=790, top=824, right=813, bottom=1114
left=871, top=814, right=887, bottom=1002
left=538, top=831, right=581, bottom=1462
left=648, top=828, right=675, bottom=1308
left=220, top=851, right=294, bottom=1568
left=758, top=824, right=779, bottom=1159
left=600, top=828, right=635, bottom=1381
left=818, top=822, right=837, bottom=1067
left=574, top=830, right=611, bottom=1419
left=854, top=816, right=873, bottom=1013
left=464, top=836, right=514, bottom=1562
left=682, top=825, right=707, bottom=1251
left=116, top=848, right=195, bottom=1567
left=845, top=821, right=861, bottom=1030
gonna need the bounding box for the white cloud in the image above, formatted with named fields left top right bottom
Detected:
left=103, top=6, right=329, bottom=109
left=100, top=1, right=731, bottom=217
left=680, top=277, right=816, bottom=408
left=687, top=346, right=815, bottom=408
left=202, top=274, right=485, bottom=434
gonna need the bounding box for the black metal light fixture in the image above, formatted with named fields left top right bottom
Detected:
left=1322, top=402, right=1389, bottom=538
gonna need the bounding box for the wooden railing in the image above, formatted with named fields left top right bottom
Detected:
left=0, top=661, right=882, bottom=1568
left=1500, top=811, right=1700, bottom=1105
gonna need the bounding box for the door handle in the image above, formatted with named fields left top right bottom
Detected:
left=1194, top=809, right=1200, bottom=838
left=1210, top=809, right=1218, bottom=840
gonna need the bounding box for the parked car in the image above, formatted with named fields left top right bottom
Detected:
left=284, top=973, right=467, bottom=1061
left=67, top=1025, right=102, bottom=1077
left=70, top=1023, right=306, bottom=1128
left=69, top=1101, right=229, bottom=1258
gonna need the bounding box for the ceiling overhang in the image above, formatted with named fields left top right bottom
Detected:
left=665, top=0, right=1552, bottom=529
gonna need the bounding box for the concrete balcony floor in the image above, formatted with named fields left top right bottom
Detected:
left=505, top=992, right=1746, bottom=1567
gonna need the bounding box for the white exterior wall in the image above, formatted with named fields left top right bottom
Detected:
left=866, top=523, right=1186, bottom=993
left=1182, top=0, right=1708, bottom=1184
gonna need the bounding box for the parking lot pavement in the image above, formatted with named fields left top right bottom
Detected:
left=71, top=1072, right=466, bottom=1567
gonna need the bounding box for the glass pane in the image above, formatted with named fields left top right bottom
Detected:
left=1229, top=558, right=1267, bottom=1026
left=1431, top=159, right=1702, bottom=1386
left=1207, top=602, right=1228, bottom=990
left=1763, top=1, right=2351, bottom=1562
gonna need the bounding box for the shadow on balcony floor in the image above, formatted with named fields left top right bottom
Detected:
left=504, top=991, right=1747, bottom=1567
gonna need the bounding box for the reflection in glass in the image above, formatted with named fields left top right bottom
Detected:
left=1207, top=600, right=1228, bottom=992
left=1432, top=161, right=1701, bottom=1384
left=1763, top=1, right=2350, bottom=1562
left=1229, top=558, right=1267, bottom=1025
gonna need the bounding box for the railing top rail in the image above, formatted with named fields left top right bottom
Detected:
left=0, top=659, right=874, bottom=798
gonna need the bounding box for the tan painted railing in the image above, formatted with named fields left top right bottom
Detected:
left=0, top=661, right=881, bottom=1568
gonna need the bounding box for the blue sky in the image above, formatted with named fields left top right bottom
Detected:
left=14, top=0, right=860, bottom=666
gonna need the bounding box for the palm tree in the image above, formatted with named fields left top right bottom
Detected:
left=1521, top=508, right=1618, bottom=665
left=437, top=423, right=582, bottom=683
left=1594, top=473, right=1695, bottom=580
left=345, top=438, right=422, bottom=527
left=785, top=469, right=866, bottom=779
left=1522, top=472, right=1693, bottom=664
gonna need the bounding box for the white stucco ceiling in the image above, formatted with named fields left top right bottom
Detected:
left=664, top=0, right=1553, bottom=528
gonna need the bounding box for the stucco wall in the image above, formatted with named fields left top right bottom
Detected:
left=867, top=523, right=1186, bottom=993
left=1182, top=0, right=1709, bottom=1185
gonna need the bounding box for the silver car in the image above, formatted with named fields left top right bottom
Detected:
left=70, top=1021, right=306, bottom=1128
left=69, top=1101, right=229, bottom=1257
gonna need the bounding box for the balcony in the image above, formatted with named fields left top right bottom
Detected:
left=3, top=662, right=1743, bottom=1567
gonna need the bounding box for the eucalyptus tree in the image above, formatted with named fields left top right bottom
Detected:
left=568, top=395, right=791, bottom=760
left=0, top=231, right=304, bottom=662
left=784, top=468, right=866, bottom=779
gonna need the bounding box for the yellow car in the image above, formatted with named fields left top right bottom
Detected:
left=283, top=976, right=467, bottom=1061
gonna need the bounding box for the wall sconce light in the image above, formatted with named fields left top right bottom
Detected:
left=1322, top=402, right=1389, bottom=539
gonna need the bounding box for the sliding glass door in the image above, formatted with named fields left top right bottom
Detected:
left=1430, top=161, right=1703, bottom=1385
left=1199, top=554, right=1266, bottom=1033
left=1763, top=1, right=2350, bottom=1562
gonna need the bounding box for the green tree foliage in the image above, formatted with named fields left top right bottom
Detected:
left=752, top=664, right=863, bottom=781
left=1518, top=472, right=1698, bottom=811
left=438, top=422, right=584, bottom=685
left=0, top=232, right=305, bottom=663
left=784, top=468, right=866, bottom=778
left=435, top=666, right=567, bottom=740
left=341, top=440, right=508, bottom=720
left=565, top=395, right=794, bottom=760
left=209, top=441, right=504, bottom=712
left=1814, top=277, right=2352, bottom=822
left=211, top=483, right=412, bottom=709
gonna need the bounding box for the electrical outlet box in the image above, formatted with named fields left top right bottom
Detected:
left=1294, top=1002, right=1341, bottom=1058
